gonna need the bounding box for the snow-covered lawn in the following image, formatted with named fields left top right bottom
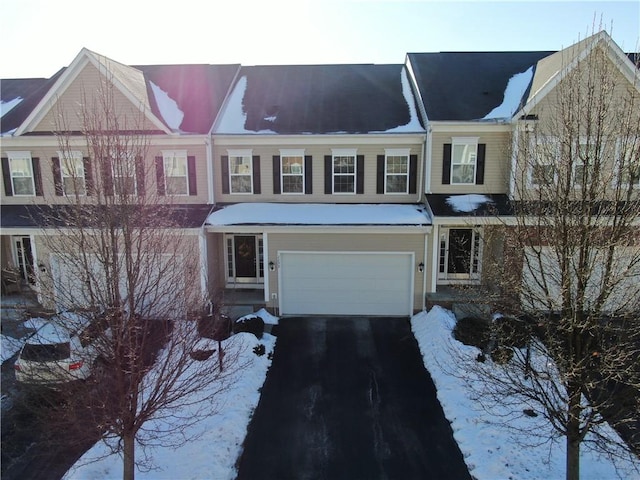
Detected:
left=64, top=315, right=277, bottom=480
left=411, top=306, right=639, bottom=480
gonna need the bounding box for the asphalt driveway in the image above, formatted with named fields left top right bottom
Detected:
left=236, top=316, right=471, bottom=480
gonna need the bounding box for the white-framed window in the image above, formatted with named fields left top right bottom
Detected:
left=58, top=151, right=86, bottom=196
left=112, top=153, right=136, bottom=196
left=529, top=137, right=558, bottom=187
left=451, top=138, right=478, bottom=185
left=162, top=150, right=188, bottom=195
left=280, top=149, right=304, bottom=194
left=332, top=148, right=357, bottom=194
left=616, top=137, right=640, bottom=188
left=8, top=151, right=35, bottom=196
left=385, top=148, right=410, bottom=194
left=228, top=149, right=253, bottom=194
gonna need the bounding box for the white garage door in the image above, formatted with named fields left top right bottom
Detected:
left=278, top=252, right=414, bottom=316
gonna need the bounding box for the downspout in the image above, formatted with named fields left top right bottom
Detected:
left=422, top=232, right=428, bottom=311
left=206, top=136, right=215, bottom=205
left=263, top=232, right=269, bottom=303
left=430, top=224, right=439, bottom=294
left=199, top=228, right=209, bottom=302
left=424, top=125, right=432, bottom=194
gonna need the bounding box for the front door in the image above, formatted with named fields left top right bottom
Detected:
left=438, top=228, right=481, bottom=282
left=226, top=235, right=263, bottom=285
left=13, top=236, right=35, bottom=284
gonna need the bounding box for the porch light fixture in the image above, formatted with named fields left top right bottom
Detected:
left=269, top=261, right=275, bottom=271
left=418, top=262, right=424, bottom=273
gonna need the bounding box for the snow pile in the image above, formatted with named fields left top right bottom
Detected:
left=381, top=68, right=424, bottom=133
left=238, top=307, right=279, bottom=325
left=411, top=306, right=638, bottom=480
left=1, top=97, right=23, bottom=117
left=149, top=81, right=184, bottom=131
left=445, top=194, right=493, bottom=213
left=483, top=66, right=533, bottom=120
left=64, top=331, right=277, bottom=480
left=206, top=203, right=431, bottom=226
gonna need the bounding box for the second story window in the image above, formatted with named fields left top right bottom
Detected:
left=163, top=151, right=188, bottom=195
left=529, top=138, right=558, bottom=187
left=442, top=138, right=485, bottom=186
left=617, top=137, right=640, bottom=188
left=332, top=149, right=357, bottom=194
left=112, top=154, right=137, bottom=196
left=451, top=139, right=478, bottom=185
left=229, top=152, right=253, bottom=194
left=57, top=151, right=86, bottom=196
left=8, top=152, right=36, bottom=196
left=385, top=149, right=410, bottom=194
left=281, top=151, right=304, bottom=194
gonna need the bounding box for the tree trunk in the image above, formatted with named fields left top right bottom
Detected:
left=123, top=432, right=135, bottom=480
left=566, top=384, right=581, bottom=480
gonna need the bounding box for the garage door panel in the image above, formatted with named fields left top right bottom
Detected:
left=279, top=252, right=413, bottom=316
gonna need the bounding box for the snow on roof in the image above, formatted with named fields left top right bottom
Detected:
left=206, top=203, right=431, bottom=226
left=215, top=76, right=276, bottom=134
left=445, top=194, right=494, bottom=213
left=1, top=97, right=23, bottom=117
left=482, top=66, right=534, bottom=120
left=149, top=81, right=184, bottom=131
left=378, top=68, right=424, bottom=133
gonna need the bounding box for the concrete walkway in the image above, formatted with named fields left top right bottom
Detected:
left=236, top=317, right=471, bottom=480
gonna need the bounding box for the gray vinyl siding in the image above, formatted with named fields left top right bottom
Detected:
left=214, top=143, right=423, bottom=204
left=429, top=130, right=510, bottom=194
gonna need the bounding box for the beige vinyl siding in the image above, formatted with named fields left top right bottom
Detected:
left=32, top=63, right=160, bottom=134
left=266, top=232, right=427, bottom=312
left=2, top=143, right=210, bottom=204
left=214, top=143, right=423, bottom=204
left=429, top=130, right=510, bottom=194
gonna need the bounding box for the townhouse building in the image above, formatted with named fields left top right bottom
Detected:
left=1, top=32, right=638, bottom=317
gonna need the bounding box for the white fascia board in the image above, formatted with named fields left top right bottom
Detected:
left=404, top=56, right=429, bottom=125
left=213, top=133, right=426, bottom=146
left=428, top=122, right=512, bottom=133
left=205, top=225, right=432, bottom=234
left=2, top=134, right=208, bottom=149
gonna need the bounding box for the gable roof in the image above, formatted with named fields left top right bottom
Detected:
left=214, top=63, right=424, bottom=134
left=517, top=31, right=640, bottom=118
left=6, top=49, right=240, bottom=136
left=406, top=51, right=554, bottom=121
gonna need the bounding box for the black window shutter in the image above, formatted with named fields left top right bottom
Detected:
left=304, top=155, right=313, bottom=194
left=83, top=157, right=93, bottom=195
left=409, top=154, right=418, bottom=194
left=155, top=156, right=165, bottom=196
left=376, top=155, right=385, bottom=194
left=135, top=156, right=145, bottom=196
left=221, top=156, right=229, bottom=194
left=442, top=144, right=452, bottom=185
left=272, top=156, right=281, bottom=194
left=476, top=144, right=486, bottom=185
left=52, top=157, right=63, bottom=196
left=252, top=156, right=261, bottom=194
left=102, top=158, right=114, bottom=195
left=356, top=155, right=365, bottom=194
left=324, top=155, right=332, bottom=194
left=2, top=158, right=12, bottom=196
left=187, top=156, right=197, bottom=195
left=32, top=157, right=43, bottom=196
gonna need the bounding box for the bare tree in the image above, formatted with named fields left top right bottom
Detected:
left=460, top=34, right=640, bottom=480
left=29, top=72, right=241, bottom=480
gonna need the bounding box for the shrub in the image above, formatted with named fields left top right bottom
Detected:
left=493, top=316, right=532, bottom=349
left=453, top=316, right=491, bottom=350
left=234, top=315, right=265, bottom=339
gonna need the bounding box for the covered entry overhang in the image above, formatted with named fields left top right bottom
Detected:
left=205, top=203, right=432, bottom=316
left=425, top=194, right=513, bottom=291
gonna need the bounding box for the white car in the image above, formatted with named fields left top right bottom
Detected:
left=14, top=311, right=109, bottom=385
